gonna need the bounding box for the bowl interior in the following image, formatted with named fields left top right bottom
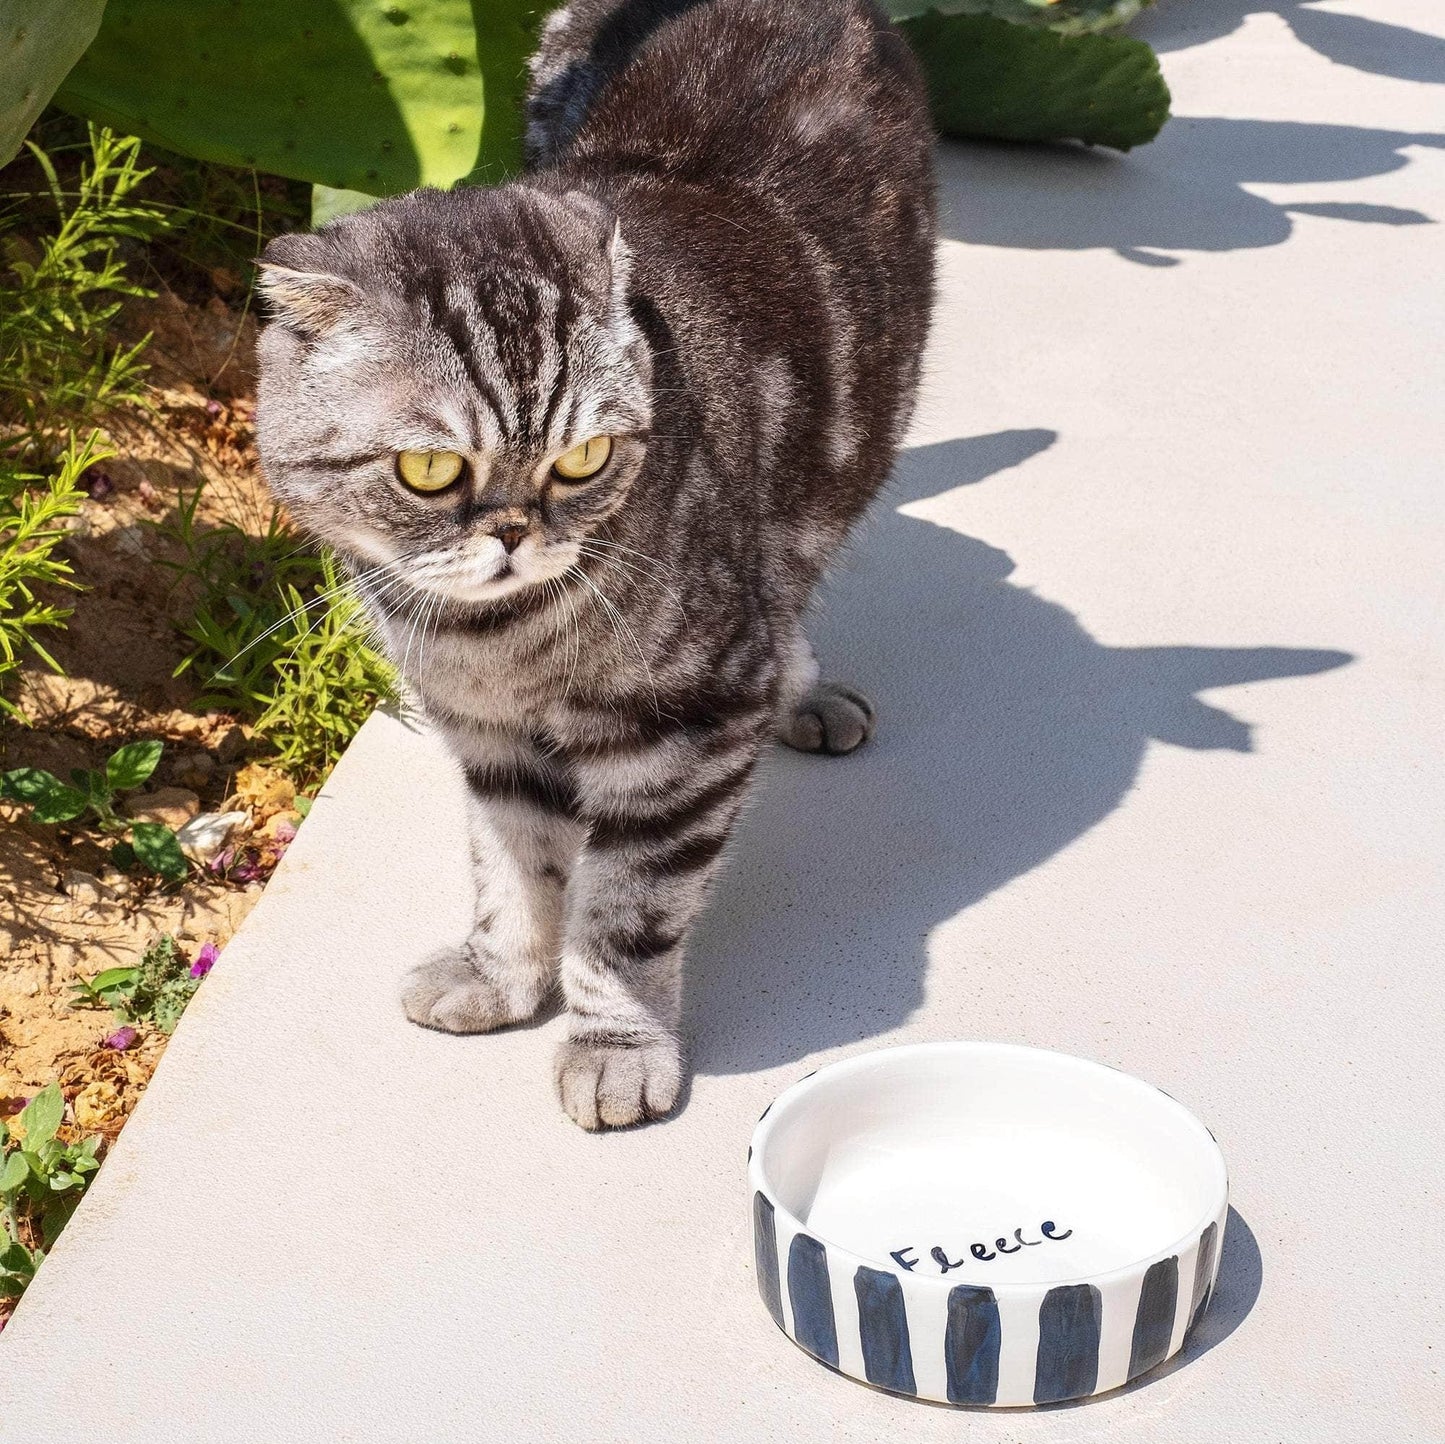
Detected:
left=756, top=1045, right=1225, bottom=1286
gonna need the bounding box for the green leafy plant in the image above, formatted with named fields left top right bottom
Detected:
left=39, top=0, right=1169, bottom=242
left=0, top=125, right=168, bottom=455
left=1, top=1083, right=102, bottom=1299
left=254, top=550, right=395, bottom=786
left=0, top=433, right=100, bottom=717
left=1, top=739, right=188, bottom=879
left=161, top=499, right=394, bottom=786
left=54, top=0, right=538, bottom=198
left=884, top=0, right=1151, bottom=36
left=0, top=0, right=107, bottom=166
left=899, top=10, right=1170, bottom=150
left=70, top=934, right=204, bottom=1035
left=160, top=489, right=330, bottom=712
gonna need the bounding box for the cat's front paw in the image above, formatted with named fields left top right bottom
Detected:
left=553, top=1032, right=684, bottom=1130
left=401, top=947, right=545, bottom=1034
left=781, top=681, right=876, bottom=756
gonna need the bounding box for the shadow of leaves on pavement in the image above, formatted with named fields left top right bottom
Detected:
left=939, top=118, right=1443, bottom=265
left=691, top=431, right=1352, bottom=1075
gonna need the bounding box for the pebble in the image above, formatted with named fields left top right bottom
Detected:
left=97, top=866, right=133, bottom=899
left=125, top=786, right=201, bottom=830
left=62, top=870, right=115, bottom=906
left=175, top=810, right=249, bottom=864
left=172, top=749, right=216, bottom=791
left=216, top=724, right=251, bottom=764
left=169, top=713, right=211, bottom=740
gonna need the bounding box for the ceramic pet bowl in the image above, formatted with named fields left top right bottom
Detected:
left=748, top=1042, right=1227, bottom=1407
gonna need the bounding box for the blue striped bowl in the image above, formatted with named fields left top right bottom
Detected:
left=749, top=1042, right=1227, bottom=1407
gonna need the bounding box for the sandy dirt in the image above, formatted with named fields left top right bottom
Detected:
left=1, top=284, right=283, bottom=1141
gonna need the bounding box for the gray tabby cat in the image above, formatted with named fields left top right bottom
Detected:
left=255, top=0, right=935, bottom=1128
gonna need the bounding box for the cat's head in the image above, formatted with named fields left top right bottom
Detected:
left=255, top=185, right=651, bottom=603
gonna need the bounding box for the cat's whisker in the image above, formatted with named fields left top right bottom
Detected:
left=580, top=532, right=685, bottom=586
left=210, top=556, right=406, bottom=680
left=576, top=544, right=689, bottom=625
left=569, top=564, right=659, bottom=715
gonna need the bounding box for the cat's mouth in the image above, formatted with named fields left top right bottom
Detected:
left=398, top=536, right=580, bottom=605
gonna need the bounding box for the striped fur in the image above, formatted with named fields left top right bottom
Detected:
left=254, top=0, right=936, bottom=1128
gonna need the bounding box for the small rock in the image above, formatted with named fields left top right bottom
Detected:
left=112, top=524, right=148, bottom=558
left=215, top=724, right=252, bottom=764
left=172, top=749, right=216, bottom=791
left=169, top=713, right=210, bottom=740
left=62, top=870, right=115, bottom=906
left=97, top=866, right=133, bottom=899
left=125, top=786, right=201, bottom=830
left=176, top=810, right=249, bottom=864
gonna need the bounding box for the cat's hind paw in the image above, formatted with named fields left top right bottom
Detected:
left=401, top=947, right=544, bottom=1034
left=780, top=681, right=875, bottom=756
left=554, top=1032, right=683, bottom=1130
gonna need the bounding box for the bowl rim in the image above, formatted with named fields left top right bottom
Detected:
left=748, top=1040, right=1230, bottom=1296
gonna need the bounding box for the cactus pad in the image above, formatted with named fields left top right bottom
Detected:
left=1, top=0, right=107, bottom=166
left=900, top=10, right=1170, bottom=151
left=885, top=0, right=1152, bottom=36
left=53, top=0, right=538, bottom=195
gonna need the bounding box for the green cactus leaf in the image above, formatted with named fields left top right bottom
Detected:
left=53, top=0, right=540, bottom=196
left=311, top=184, right=382, bottom=228
left=900, top=10, right=1169, bottom=151
left=0, top=0, right=108, bottom=166
left=883, top=0, right=1151, bottom=36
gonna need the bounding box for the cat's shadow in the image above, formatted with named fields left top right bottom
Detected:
left=687, top=430, right=1352, bottom=1075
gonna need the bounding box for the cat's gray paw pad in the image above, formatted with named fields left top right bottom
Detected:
left=401, top=949, right=539, bottom=1034
left=554, top=1034, right=683, bottom=1130
left=782, top=682, right=875, bottom=755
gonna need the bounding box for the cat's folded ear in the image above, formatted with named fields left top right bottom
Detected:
left=553, top=188, right=633, bottom=309
left=256, top=233, right=365, bottom=338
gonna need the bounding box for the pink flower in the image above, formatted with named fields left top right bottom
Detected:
left=104, top=1026, right=138, bottom=1051
left=189, top=942, right=219, bottom=979
left=230, top=851, right=264, bottom=884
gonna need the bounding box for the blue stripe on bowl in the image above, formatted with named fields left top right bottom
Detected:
left=945, top=1284, right=1000, bottom=1405
left=1034, top=1283, right=1102, bottom=1404
left=854, top=1266, right=916, bottom=1394
left=1190, top=1221, right=1218, bottom=1334
left=1128, top=1255, right=1179, bottom=1379
left=752, top=1192, right=784, bottom=1330
left=787, top=1233, right=839, bottom=1366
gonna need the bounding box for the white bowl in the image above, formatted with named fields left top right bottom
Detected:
left=748, top=1042, right=1227, bottom=1407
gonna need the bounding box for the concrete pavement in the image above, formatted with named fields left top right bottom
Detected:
left=2, top=3, right=1442, bottom=1439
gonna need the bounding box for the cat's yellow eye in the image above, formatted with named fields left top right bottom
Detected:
left=396, top=449, right=465, bottom=493
left=552, top=435, right=612, bottom=481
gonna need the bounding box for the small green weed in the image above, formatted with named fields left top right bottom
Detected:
left=0, top=434, right=101, bottom=717
left=254, top=551, right=395, bottom=787
left=1, top=1084, right=102, bottom=1298
left=161, top=498, right=395, bottom=786
left=0, top=125, right=168, bottom=456
left=1, top=739, right=187, bottom=879
left=71, top=934, right=210, bottom=1035
left=160, top=487, right=329, bottom=711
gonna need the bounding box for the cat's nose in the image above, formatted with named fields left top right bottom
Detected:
left=496, top=523, right=528, bottom=554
